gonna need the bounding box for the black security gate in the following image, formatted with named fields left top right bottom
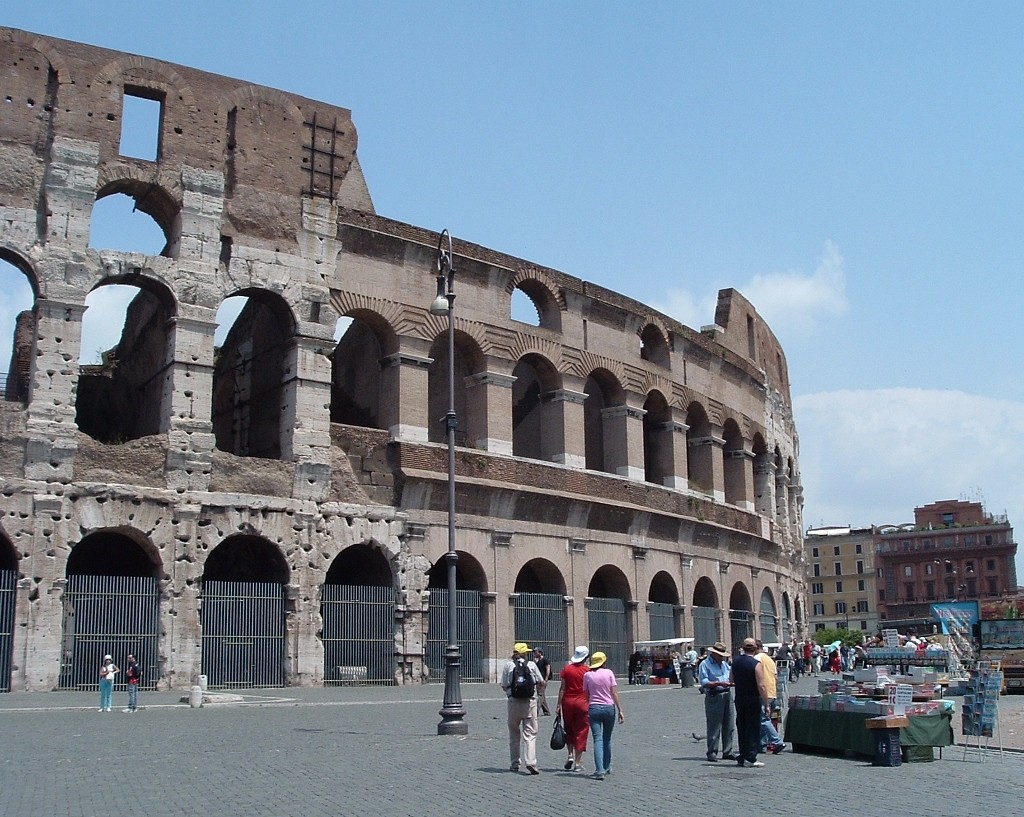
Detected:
left=426, top=588, right=483, bottom=683
left=588, top=597, right=629, bottom=675
left=692, top=605, right=719, bottom=648
left=59, top=574, right=159, bottom=690
left=321, top=584, right=395, bottom=685
left=201, top=580, right=284, bottom=689
left=647, top=602, right=676, bottom=641
left=729, top=609, right=753, bottom=651
left=0, top=570, right=15, bottom=692
left=513, top=592, right=568, bottom=669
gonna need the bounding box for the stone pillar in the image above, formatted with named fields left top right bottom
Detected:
left=546, top=385, right=588, bottom=469
left=662, top=409, right=690, bottom=490
left=687, top=430, right=726, bottom=502
left=281, top=332, right=333, bottom=500
left=380, top=343, right=432, bottom=442
left=602, top=397, right=646, bottom=480
left=164, top=313, right=217, bottom=492
left=724, top=448, right=755, bottom=511
left=164, top=503, right=203, bottom=690
left=465, top=362, right=515, bottom=454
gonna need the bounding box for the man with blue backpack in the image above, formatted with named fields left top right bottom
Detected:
left=500, top=642, right=545, bottom=774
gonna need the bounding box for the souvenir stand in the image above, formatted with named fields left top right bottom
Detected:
left=961, top=661, right=1003, bottom=761
left=784, top=664, right=954, bottom=762
left=632, top=638, right=694, bottom=686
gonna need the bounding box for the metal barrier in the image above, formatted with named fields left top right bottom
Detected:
left=692, top=605, right=720, bottom=647
left=513, top=592, right=568, bottom=669
left=0, top=571, right=14, bottom=692
left=647, top=601, right=676, bottom=641
left=321, top=584, right=396, bottom=685
left=201, top=580, right=284, bottom=689
left=59, top=574, right=159, bottom=690
left=588, top=597, right=629, bottom=674
left=425, top=588, right=483, bottom=682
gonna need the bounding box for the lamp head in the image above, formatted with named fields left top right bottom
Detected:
left=429, top=274, right=450, bottom=315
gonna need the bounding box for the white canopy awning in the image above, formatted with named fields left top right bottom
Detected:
left=633, top=637, right=694, bottom=649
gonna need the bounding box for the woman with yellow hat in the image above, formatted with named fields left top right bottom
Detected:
left=582, top=651, right=624, bottom=780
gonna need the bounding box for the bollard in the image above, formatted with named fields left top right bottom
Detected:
left=189, top=685, right=203, bottom=708
left=198, top=674, right=208, bottom=691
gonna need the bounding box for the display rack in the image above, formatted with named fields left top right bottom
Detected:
left=961, top=660, right=1004, bottom=761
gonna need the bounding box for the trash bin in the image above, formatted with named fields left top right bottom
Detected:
left=681, top=665, right=695, bottom=687
left=872, top=729, right=902, bottom=767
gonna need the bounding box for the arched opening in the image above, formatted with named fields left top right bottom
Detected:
left=729, top=582, right=754, bottom=652
left=722, top=418, right=747, bottom=506
left=75, top=279, right=176, bottom=444
left=759, top=587, right=779, bottom=644
left=583, top=369, right=625, bottom=475
left=211, top=290, right=295, bottom=460
left=201, top=535, right=288, bottom=688
left=330, top=311, right=393, bottom=429
left=60, top=530, right=160, bottom=691
left=648, top=570, right=679, bottom=640
left=0, top=254, right=37, bottom=404
left=588, top=565, right=632, bottom=674
left=752, top=433, right=772, bottom=517
left=426, top=551, right=486, bottom=682
left=639, top=323, right=670, bottom=368
left=88, top=187, right=173, bottom=257
left=691, top=576, right=720, bottom=648
left=510, top=279, right=560, bottom=331
left=513, top=559, right=569, bottom=667
left=427, top=330, right=483, bottom=447
left=512, top=353, right=561, bottom=462
left=322, top=544, right=396, bottom=685
left=642, top=390, right=672, bottom=486
left=686, top=402, right=713, bottom=493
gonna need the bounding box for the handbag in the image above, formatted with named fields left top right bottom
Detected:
left=549, top=714, right=566, bottom=751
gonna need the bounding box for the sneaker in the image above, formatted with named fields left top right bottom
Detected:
left=706, top=754, right=718, bottom=762
left=510, top=763, right=520, bottom=773
left=526, top=766, right=540, bottom=775
left=564, top=759, right=574, bottom=770
left=574, top=763, right=583, bottom=772
left=770, top=743, right=785, bottom=754
left=749, top=761, right=765, bottom=767
left=592, top=773, right=605, bottom=780
left=122, top=709, right=132, bottom=713
left=721, top=753, right=736, bottom=761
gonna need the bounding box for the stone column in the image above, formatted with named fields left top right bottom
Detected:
left=465, top=362, right=515, bottom=454
left=602, top=396, right=646, bottom=480
left=164, top=503, right=203, bottom=690
left=380, top=342, right=433, bottom=442
left=164, top=313, right=217, bottom=492
left=545, top=385, right=588, bottom=469
left=724, top=448, right=755, bottom=511
left=281, top=332, right=333, bottom=500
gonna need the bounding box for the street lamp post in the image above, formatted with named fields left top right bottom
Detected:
left=432, top=229, right=468, bottom=736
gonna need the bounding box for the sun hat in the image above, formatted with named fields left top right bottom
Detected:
left=570, top=645, right=590, bottom=664
left=708, top=641, right=730, bottom=659
left=103, top=654, right=112, bottom=661
left=513, top=642, right=531, bottom=655
left=589, top=651, right=607, bottom=669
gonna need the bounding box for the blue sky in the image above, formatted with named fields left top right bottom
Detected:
left=2, top=3, right=1023, bottom=577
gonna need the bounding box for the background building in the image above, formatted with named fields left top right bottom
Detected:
left=805, top=526, right=877, bottom=634
left=874, top=499, right=1017, bottom=632
left=0, top=27, right=806, bottom=692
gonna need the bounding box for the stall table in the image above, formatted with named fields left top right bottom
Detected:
left=784, top=709, right=953, bottom=760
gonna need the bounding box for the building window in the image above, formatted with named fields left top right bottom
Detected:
left=878, top=589, right=886, bottom=601
left=815, top=623, right=826, bottom=631
left=925, top=562, right=934, bottom=576
left=921, top=538, right=932, bottom=548
left=813, top=564, right=820, bottom=577
left=855, top=543, right=863, bottom=554
left=834, top=546, right=841, bottom=556
left=812, top=547, right=819, bottom=557
left=904, top=582, right=914, bottom=601
left=965, top=536, right=973, bottom=546
left=835, top=601, right=847, bottom=614
left=966, top=560, right=975, bottom=573
left=856, top=560, right=865, bottom=574
left=903, top=565, right=913, bottom=577
left=812, top=583, right=824, bottom=595
left=877, top=567, right=884, bottom=578
left=119, top=87, right=164, bottom=161
left=835, top=581, right=843, bottom=593
left=942, top=512, right=954, bottom=526
left=988, top=578, right=998, bottom=595
left=945, top=562, right=955, bottom=574
left=813, top=603, right=825, bottom=616
left=925, top=582, right=935, bottom=600
left=856, top=600, right=869, bottom=613
left=987, top=559, right=997, bottom=572
left=858, top=579, right=865, bottom=591
left=946, top=581, right=955, bottom=598
left=835, top=562, right=843, bottom=576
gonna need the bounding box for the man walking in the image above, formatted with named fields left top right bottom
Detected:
left=500, top=642, right=544, bottom=774
left=533, top=648, right=552, bottom=716
left=697, top=641, right=735, bottom=762
left=754, top=640, right=784, bottom=754
left=731, top=638, right=770, bottom=767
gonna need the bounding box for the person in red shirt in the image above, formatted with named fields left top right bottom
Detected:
left=556, top=645, right=591, bottom=772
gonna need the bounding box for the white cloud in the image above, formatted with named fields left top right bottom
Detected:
left=795, top=387, right=1024, bottom=580
left=655, top=241, right=848, bottom=335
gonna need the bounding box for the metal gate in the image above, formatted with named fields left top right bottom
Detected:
left=0, top=571, right=14, bottom=693
left=425, top=588, right=483, bottom=683
left=201, top=580, right=284, bottom=689
left=59, top=574, right=159, bottom=690
left=647, top=602, right=676, bottom=641
left=321, top=584, right=395, bottom=685
left=729, top=609, right=753, bottom=650
left=513, top=592, right=568, bottom=668
left=692, top=605, right=719, bottom=648
left=759, top=612, right=779, bottom=643
left=587, top=597, right=629, bottom=676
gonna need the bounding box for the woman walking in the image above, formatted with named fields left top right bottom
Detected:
left=98, top=654, right=118, bottom=712
left=583, top=651, right=624, bottom=780
left=555, top=645, right=591, bottom=771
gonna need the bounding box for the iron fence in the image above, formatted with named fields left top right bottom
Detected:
left=425, top=588, right=483, bottom=683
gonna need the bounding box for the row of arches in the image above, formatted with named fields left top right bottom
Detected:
left=0, top=524, right=799, bottom=691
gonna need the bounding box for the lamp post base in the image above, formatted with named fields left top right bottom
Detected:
left=437, top=648, right=468, bottom=735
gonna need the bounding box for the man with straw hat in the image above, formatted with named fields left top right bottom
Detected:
left=697, top=641, right=735, bottom=762
left=500, top=642, right=545, bottom=774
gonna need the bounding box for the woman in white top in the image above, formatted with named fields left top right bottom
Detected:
left=98, top=654, right=118, bottom=712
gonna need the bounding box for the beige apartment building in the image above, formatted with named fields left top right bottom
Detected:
left=805, top=526, right=878, bottom=634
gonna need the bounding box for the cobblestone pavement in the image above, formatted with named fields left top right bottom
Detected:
left=1, top=675, right=1022, bottom=817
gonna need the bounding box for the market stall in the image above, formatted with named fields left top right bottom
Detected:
left=632, top=638, right=694, bottom=685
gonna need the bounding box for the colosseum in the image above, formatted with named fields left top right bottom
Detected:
left=0, top=26, right=805, bottom=693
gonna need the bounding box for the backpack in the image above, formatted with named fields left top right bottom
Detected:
left=510, top=658, right=536, bottom=699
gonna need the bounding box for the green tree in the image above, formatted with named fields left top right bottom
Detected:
left=812, top=627, right=862, bottom=648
